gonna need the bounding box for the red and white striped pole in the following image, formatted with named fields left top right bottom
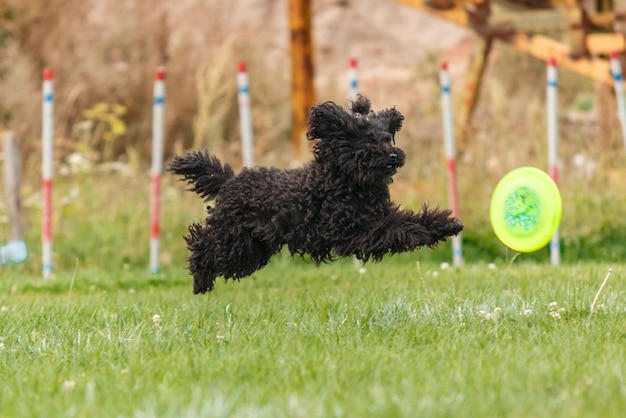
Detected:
left=610, top=52, right=626, bottom=150
left=237, top=62, right=254, bottom=168
left=150, top=67, right=166, bottom=274
left=42, top=68, right=54, bottom=278
left=439, top=62, right=463, bottom=267
left=348, top=57, right=358, bottom=102
left=547, top=57, right=561, bottom=266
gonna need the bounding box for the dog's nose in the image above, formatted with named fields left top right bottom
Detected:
left=389, top=153, right=398, bottom=161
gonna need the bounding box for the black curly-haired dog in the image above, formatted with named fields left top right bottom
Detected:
left=169, top=95, right=463, bottom=293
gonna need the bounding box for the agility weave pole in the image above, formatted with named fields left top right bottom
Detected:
left=42, top=68, right=54, bottom=278
left=150, top=67, right=166, bottom=274
left=439, top=61, right=463, bottom=267
left=610, top=51, right=626, bottom=151
left=237, top=62, right=255, bottom=168
left=348, top=57, right=358, bottom=102
left=547, top=57, right=561, bottom=266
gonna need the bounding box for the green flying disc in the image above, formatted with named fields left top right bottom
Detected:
left=490, top=167, right=562, bottom=253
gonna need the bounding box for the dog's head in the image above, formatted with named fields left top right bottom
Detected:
left=306, top=95, right=405, bottom=187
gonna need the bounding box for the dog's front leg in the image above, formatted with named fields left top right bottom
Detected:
left=360, top=205, right=463, bottom=258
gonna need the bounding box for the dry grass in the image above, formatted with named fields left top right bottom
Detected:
left=0, top=0, right=291, bottom=171
left=1, top=0, right=625, bottom=207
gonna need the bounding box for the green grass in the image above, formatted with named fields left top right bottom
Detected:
left=3, top=171, right=626, bottom=417
left=2, top=255, right=626, bottom=417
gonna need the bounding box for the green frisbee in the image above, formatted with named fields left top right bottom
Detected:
left=490, top=167, right=562, bottom=253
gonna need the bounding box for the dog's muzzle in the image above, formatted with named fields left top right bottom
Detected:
left=386, top=152, right=402, bottom=169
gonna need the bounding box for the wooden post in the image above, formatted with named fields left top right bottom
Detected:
left=289, top=0, right=315, bottom=162
left=3, top=132, right=24, bottom=242
left=461, top=38, right=492, bottom=126
left=458, top=37, right=493, bottom=154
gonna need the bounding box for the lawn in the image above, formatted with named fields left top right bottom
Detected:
left=1, top=254, right=625, bottom=417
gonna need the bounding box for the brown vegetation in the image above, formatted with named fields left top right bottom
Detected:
left=3, top=0, right=626, bottom=266
left=1, top=0, right=624, bottom=203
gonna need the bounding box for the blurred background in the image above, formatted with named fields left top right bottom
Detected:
left=0, top=0, right=478, bottom=166
left=1, top=0, right=626, bottom=272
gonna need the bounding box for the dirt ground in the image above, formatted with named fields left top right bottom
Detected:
left=311, top=0, right=474, bottom=104
left=177, top=0, right=476, bottom=106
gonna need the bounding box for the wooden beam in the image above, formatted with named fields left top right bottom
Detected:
left=512, top=32, right=613, bottom=85
left=289, top=0, right=315, bottom=162
left=393, top=0, right=622, bottom=86
left=586, top=33, right=626, bottom=54
left=489, top=7, right=571, bottom=31
left=393, top=0, right=472, bottom=27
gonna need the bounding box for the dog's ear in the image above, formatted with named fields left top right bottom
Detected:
left=376, top=107, right=404, bottom=135
left=306, top=101, right=354, bottom=140
left=350, top=95, right=371, bottom=117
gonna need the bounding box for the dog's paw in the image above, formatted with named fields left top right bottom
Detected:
left=446, top=217, right=464, bottom=236
left=450, top=218, right=464, bottom=235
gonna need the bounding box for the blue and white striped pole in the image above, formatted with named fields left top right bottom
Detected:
left=439, top=61, right=463, bottom=267
left=237, top=62, right=254, bottom=168
left=547, top=57, right=561, bottom=266
left=150, top=67, right=166, bottom=274
left=610, top=52, right=626, bottom=150
left=42, top=68, right=54, bottom=278
left=348, top=57, right=358, bottom=102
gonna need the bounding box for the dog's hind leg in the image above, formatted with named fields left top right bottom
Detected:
left=214, top=229, right=280, bottom=281
left=185, top=222, right=219, bottom=294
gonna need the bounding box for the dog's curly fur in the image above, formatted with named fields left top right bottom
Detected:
left=169, top=95, right=463, bottom=293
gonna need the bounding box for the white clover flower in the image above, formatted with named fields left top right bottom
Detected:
left=0, top=342, right=5, bottom=350
left=432, top=271, right=440, bottom=278
left=523, top=309, right=533, bottom=317
left=487, top=263, right=497, bottom=270
left=572, top=153, right=585, bottom=168
left=484, top=312, right=495, bottom=321
left=0, top=306, right=8, bottom=313
left=549, top=302, right=558, bottom=310
left=494, top=307, right=502, bottom=315
left=457, top=307, right=464, bottom=322
left=152, top=314, right=161, bottom=325
left=440, top=262, right=450, bottom=270
left=67, top=152, right=92, bottom=174
left=62, top=380, right=76, bottom=392
left=358, top=267, right=367, bottom=275
left=550, top=311, right=561, bottom=320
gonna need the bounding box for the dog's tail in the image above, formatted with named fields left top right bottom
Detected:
left=168, top=149, right=235, bottom=201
